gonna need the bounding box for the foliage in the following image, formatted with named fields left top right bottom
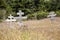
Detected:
left=27, top=11, right=48, bottom=20
left=0, top=0, right=60, bottom=13
left=0, top=19, right=2, bottom=22
left=56, top=10, right=60, bottom=17
left=27, top=13, right=35, bottom=20
left=37, top=11, right=48, bottom=19
left=0, top=0, right=60, bottom=20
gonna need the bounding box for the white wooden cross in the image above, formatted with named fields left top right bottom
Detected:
left=47, top=11, right=56, bottom=21
left=5, top=14, right=16, bottom=28
left=17, top=10, right=24, bottom=23
left=16, top=10, right=25, bottom=26
left=6, top=14, right=16, bottom=22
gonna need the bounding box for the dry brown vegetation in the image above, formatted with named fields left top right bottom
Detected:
left=0, top=17, right=60, bottom=40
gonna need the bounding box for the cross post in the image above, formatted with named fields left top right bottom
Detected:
left=48, top=11, right=56, bottom=21
left=17, top=10, right=24, bottom=23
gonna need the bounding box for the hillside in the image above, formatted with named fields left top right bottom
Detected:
left=0, top=17, right=60, bottom=40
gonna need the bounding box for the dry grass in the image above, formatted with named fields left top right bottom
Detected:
left=0, top=17, right=60, bottom=40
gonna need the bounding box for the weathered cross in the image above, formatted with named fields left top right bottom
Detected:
left=6, top=14, right=16, bottom=22
left=17, top=10, right=24, bottom=23
left=47, top=11, right=56, bottom=21
left=6, top=14, right=16, bottom=28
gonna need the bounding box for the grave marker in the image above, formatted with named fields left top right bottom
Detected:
left=6, top=14, right=16, bottom=22
left=16, top=10, right=25, bottom=27
left=5, top=10, right=27, bottom=27
left=6, top=14, right=16, bottom=28
left=47, top=11, right=56, bottom=21
left=17, top=10, right=24, bottom=23
left=47, top=11, right=57, bottom=27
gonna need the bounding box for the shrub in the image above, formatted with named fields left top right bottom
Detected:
left=37, top=11, right=48, bottom=20
left=27, top=11, right=48, bottom=20
left=27, top=14, right=35, bottom=20
left=0, top=19, right=2, bottom=22
left=56, top=10, right=60, bottom=17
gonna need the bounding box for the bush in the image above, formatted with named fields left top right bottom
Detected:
left=56, top=10, right=60, bottom=17
left=27, top=11, right=48, bottom=20
left=27, top=14, right=35, bottom=20
left=0, top=19, right=2, bottom=22
left=37, top=11, right=48, bottom=20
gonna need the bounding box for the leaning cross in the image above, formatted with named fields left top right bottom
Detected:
left=17, top=10, right=24, bottom=23
left=6, top=14, right=16, bottom=22
left=8, top=14, right=14, bottom=21
left=6, top=14, right=16, bottom=28
left=47, top=11, right=56, bottom=21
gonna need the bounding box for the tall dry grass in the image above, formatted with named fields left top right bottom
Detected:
left=0, top=17, right=60, bottom=40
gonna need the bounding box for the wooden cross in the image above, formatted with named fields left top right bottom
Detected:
left=6, top=14, right=16, bottom=22
left=48, top=11, right=56, bottom=21
left=17, top=10, right=24, bottom=23
left=6, top=14, right=16, bottom=28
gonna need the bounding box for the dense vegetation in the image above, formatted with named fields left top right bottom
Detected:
left=0, top=0, right=60, bottom=20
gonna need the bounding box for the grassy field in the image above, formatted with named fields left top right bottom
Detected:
left=0, top=17, right=60, bottom=40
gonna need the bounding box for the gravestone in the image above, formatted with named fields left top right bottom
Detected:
left=6, top=14, right=16, bottom=22
left=47, top=11, right=56, bottom=21
left=13, top=10, right=27, bottom=27
left=6, top=14, right=16, bottom=28
left=16, top=10, right=25, bottom=27
left=5, top=10, right=27, bottom=27
left=17, top=10, right=24, bottom=23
